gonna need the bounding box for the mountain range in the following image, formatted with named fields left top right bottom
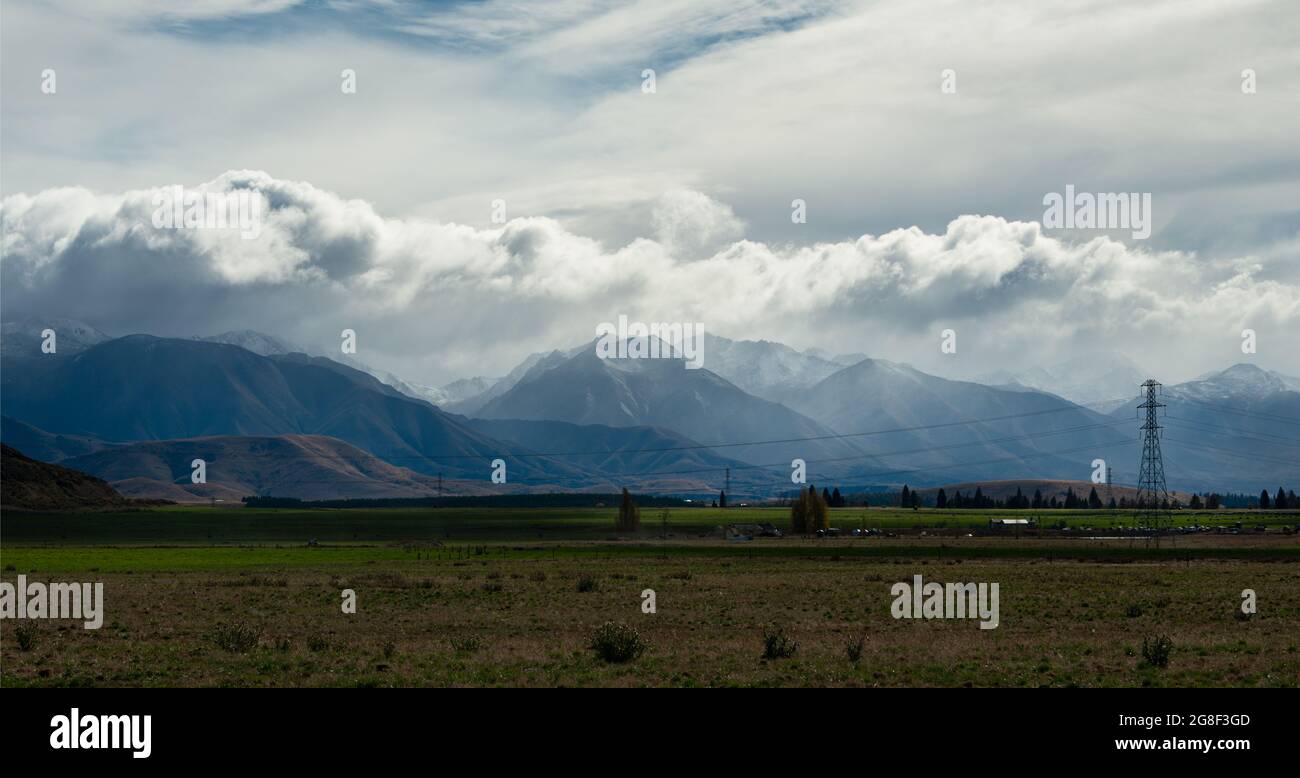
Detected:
left=2, top=319, right=1295, bottom=499
left=473, top=341, right=866, bottom=467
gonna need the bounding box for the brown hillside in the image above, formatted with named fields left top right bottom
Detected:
left=60, top=434, right=511, bottom=503
left=1, top=444, right=135, bottom=510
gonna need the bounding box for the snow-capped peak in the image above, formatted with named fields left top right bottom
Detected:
left=1168, top=363, right=1290, bottom=401
left=196, top=330, right=302, bottom=356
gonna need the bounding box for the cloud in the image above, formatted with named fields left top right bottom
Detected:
left=3, top=172, right=1297, bottom=384
left=41, top=0, right=306, bottom=23
left=651, top=189, right=745, bottom=259
left=3, top=0, right=1296, bottom=259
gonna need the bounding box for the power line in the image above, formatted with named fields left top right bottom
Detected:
left=119, top=401, right=1138, bottom=466
left=1163, top=437, right=1300, bottom=468
left=1163, top=416, right=1300, bottom=448
left=611, top=419, right=1132, bottom=480
left=239, top=419, right=1126, bottom=486
left=1172, top=396, right=1300, bottom=426
left=575, top=439, right=1144, bottom=496
left=218, top=426, right=1138, bottom=491
left=74, top=393, right=1300, bottom=471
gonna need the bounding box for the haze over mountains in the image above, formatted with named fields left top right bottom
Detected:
left=973, top=354, right=1146, bottom=413
left=1, top=318, right=1295, bottom=500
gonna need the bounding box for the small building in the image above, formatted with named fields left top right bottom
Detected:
left=988, top=518, right=1035, bottom=529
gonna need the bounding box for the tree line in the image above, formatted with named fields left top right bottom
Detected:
left=777, top=483, right=1299, bottom=511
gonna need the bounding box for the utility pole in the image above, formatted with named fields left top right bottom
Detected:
left=1136, top=379, right=1170, bottom=544
left=725, top=467, right=730, bottom=506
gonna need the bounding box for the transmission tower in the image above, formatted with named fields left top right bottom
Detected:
left=1135, top=379, right=1169, bottom=536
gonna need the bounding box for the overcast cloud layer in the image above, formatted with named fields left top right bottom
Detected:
left=3, top=171, right=1296, bottom=385
left=1, top=0, right=1297, bottom=384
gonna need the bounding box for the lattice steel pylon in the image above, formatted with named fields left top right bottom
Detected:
left=1135, top=379, right=1169, bottom=536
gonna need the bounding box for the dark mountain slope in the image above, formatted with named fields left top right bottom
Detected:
left=0, top=444, right=135, bottom=510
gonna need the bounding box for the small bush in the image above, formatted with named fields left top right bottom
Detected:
left=1125, top=603, right=1144, bottom=618
left=449, top=635, right=481, bottom=654
left=211, top=622, right=262, bottom=653
left=481, top=582, right=503, bottom=593
left=1141, top=634, right=1173, bottom=668
left=762, top=624, right=797, bottom=660
left=382, top=640, right=396, bottom=659
left=529, top=571, right=547, bottom=582
left=576, top=574, right=599, bottom=593
left=589, top=621, right=647, bottom=663
left=307, top=635, right=330, bottom=653
left=845, top=633, right=865, bottom=664
left=15, top=622, right=38, bottom=651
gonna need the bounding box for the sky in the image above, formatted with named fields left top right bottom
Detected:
left=2, top=0, right=1298, bottom=387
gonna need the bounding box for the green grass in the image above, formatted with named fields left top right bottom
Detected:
left=3, top=505, right=1295, bottom=546
left=3, top=538, right=1296, bottom=576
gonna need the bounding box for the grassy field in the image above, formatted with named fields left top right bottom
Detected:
left=2, top=506, right=1298, bottom=687
left=4, top=504, right=1297, bottom=545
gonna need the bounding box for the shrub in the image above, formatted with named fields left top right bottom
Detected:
left=307, top=635, right=330, bottom=653
left=845, top=633, right=865, bottom=664
left=450, top=635, right=481, bottom=654
left=1141, top=634, right=1173, bottom=668
left=589, top=621, right=647, bottom=663
left=576, top=574, right=599, bottom=593
left=211, top=622, right=262, bottom=653
left=529, top=571, right=547, bottom=582
left=382, top=640, right=396, bottom=659
left=762, top=624, right=797, bottom=660
left=1125, top=603, right=1143, bottom=618
left=15, top=622, right=38, bottom=651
